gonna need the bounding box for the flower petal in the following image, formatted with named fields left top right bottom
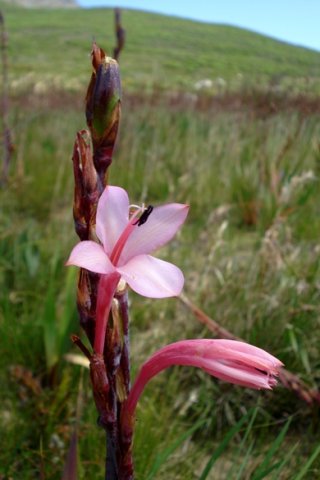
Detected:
left=119, top=203, right=189, bottom=265
left=199, top=339, right=283, bottom=373
left=66, top=241, right=116, bottom=274
left=96, top=186, right=130, bottom=255
left=117, top=255, right=184, bottom=298
left=201, top=359, right=274, bottom=390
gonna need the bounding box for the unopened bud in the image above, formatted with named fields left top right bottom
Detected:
left=72, top=129, right=99, bottom=240
left=86, top=43, right=121, bottom=182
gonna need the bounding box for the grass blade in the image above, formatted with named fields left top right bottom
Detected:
left=58, top=268, right=77, bottom=355
left=146, top=419, right=206, bottom=480
left=230, top=407, right=259, bottom=479
left=234, top=440, right=255, bottom=480
left=251, top=418, right=292, bottom=480
left=270, top=442, right=299, bottom=480
left=294, top=443, right=320, bottom=480
left=42, top=282, right=58, bottom=369
left=199, top=409, right=253, bottom=480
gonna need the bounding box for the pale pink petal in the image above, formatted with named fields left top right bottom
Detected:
left=66, top=241, right=116, bottom=274
left=96, top=186, right=130, bottom=255
left=192, top=339, right=283, bottom=373
left=201, top=359, right=274, bottom=390
left=173, top=339, right=283, bottom=373
left=117, top=255, right=184, bottom=298
left=209, top=339, right=283, bottom=366
left=118, top=203, right=189, bottom=265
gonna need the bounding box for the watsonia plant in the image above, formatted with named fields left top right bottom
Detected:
left=66, top=43, right=282, bottom=479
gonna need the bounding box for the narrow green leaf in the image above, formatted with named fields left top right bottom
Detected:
left=42, top=283, right=58, bottom=369
left=199, top=410, right=253, bottom=480
left=294, top=443, right=320, bottom=480
left=58, top=268, right=77, bottom=355
left=300, top=348, right=311, bottom=375
left=24, top=243, right=40, bottom=277
left=270, top=443, right=299, bottom=480
left=234, top=441, right=255, bottom=480
left=229, top=407, right=259, bottom=479
left=251, top=418, right=291, bottom=480
left=240, top=406, right=259, bottom=446
left=288, top=327, right=299, bottom=353
left=146, top=419, right=206, bottom=480
left=254, top=461, right=284, bottom=479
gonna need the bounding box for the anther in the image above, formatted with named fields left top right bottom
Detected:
left=133, top=205, right=153, bottom=226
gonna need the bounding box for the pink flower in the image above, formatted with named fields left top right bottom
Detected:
left=66, top=185, right=189, bottom=353
left=67, top=185, right=189, bottom=297
left=125, top=339, right=283, bottom=416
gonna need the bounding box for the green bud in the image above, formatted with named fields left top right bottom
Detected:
left=85, top=43, right=121, bottom=182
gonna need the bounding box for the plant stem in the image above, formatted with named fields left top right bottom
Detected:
left=179, top=292, right=320, bottom=405
left=72, top=42, right=126, bottom=478
left=105, top=428, right=119, bottom=480
left=95, top=273, right=120, bottom=355
left=116, top=288, right=134, bottom=479
left=116, top=289, right=131, bottom=396
left=89, top=282, right=133, bottom=478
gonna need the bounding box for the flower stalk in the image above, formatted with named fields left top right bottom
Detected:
left=71, top=43, right=133, bottom=479
left=68, top=42, right=283, bottom=480
left=68, top=183, right=188, bottom=478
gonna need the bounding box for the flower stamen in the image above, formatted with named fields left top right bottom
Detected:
left=133, top=205, right=153, bottom=226
left=110, top=205, right=154, bottom=265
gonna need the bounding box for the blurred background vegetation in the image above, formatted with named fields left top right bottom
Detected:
left=1, top=1, right=320, bottom=478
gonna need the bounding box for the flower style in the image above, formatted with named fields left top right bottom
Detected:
left=124, top=339, right=283, bottom=416
left=66, top=185, right=189, bottom=353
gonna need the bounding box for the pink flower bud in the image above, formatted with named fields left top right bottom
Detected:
left=125, top=339, right=283, bottom=416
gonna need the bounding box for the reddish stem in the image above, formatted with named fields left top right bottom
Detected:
left=94, top=272, right=121, bottom=354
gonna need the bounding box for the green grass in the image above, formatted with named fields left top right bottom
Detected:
left=1, top=92, right=320, bottom=478
left=1, top=2, right=320, bottom=93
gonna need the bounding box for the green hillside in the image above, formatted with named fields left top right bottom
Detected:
left=1, top=2, right=320, bottom=93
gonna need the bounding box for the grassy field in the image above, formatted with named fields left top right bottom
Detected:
left=1, top=1, right=320, bottom=93
left=1, top=3, right=320, bottom=480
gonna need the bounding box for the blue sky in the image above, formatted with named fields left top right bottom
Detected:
left=76, top=0, right=320, bottom=52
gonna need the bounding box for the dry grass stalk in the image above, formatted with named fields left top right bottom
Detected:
left=113, top=8, right=126, bottom=62
left=179, top=293, right=320, bottom=406
left=0, top=10, right=14, bottom=185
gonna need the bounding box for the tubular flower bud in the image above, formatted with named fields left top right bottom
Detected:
left=86, top=43, right=121, bottom=180
left=124, top=339, right=283, bottom=416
